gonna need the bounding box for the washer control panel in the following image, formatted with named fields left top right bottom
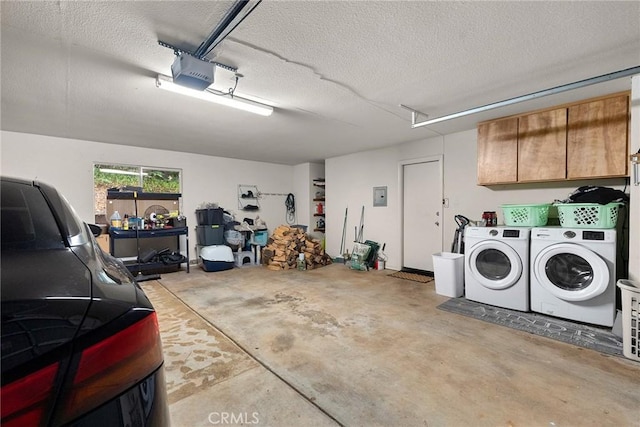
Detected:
left=583, top=230, right=605, bottom=241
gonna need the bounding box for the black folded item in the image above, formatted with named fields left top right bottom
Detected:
left=242, top=205, right=259, bottom=211
left=568, top=186, right=629, bottom=205
left=160, top=252, right=186, bottom=265
left=139, top=247, right=170, bottom=263
left=139, top=249, right=158, bottom=263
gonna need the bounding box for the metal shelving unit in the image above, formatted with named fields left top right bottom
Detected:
left=238, top=184, right=260, bottom=211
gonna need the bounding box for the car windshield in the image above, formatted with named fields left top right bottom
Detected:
left=1, top=181, right=65, bottom=250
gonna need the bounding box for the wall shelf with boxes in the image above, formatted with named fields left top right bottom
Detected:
left=106, top=190, right=189, bottom=275
left=312, top=179, right=325, bottom=233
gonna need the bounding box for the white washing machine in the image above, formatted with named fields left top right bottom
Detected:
left=530, top=227, right=616, bottom=327
left=464, top=226, right=530, bottom=311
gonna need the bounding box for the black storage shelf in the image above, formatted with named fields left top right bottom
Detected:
left=107, top=191, right=182, bottom=200
left=107, top=191, right=188, bottom=274
left=109, top=227, right=189, bottom=274
left=109, top=227, right=188, bottom=239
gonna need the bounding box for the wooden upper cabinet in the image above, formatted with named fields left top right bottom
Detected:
left=567, top=93, right=629, bottom=179
left=517, top=108, right=567, bottom=182
left=476, top=91, right=630, bottom=186
left=477, top=117, right=518, bottom=185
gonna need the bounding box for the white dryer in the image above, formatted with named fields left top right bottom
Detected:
left=464, top=227, right=530, bottom=311
left=530, top=227, right=616, bottom=327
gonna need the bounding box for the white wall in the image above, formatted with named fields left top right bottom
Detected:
left=327, top=129, right=627, bottom=271
left=629, top=75, right=640, bottom=281
left=293, top=163, right=311, bottom=228
left=327, top=146, right=403, bottom=267
left=0, top=131, right=294, bottom=261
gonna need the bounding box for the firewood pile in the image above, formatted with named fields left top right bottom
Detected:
left=262, top=225, right=332, bottom=270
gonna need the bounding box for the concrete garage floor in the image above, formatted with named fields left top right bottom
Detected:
left=141, top=264, right=640, bottom=427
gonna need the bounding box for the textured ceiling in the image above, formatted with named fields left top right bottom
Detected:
left=2, top=1, right=639, bottom=165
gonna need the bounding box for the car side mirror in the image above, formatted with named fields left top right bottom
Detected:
left=88, top=223, right=102, bottom=237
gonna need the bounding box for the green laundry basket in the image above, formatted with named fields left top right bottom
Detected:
left=555, top=202, right=621, bottom=229
left=501, top=204, right=551, bottom=227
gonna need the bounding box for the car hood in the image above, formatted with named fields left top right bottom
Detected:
left=1, top=248, right=91, bottom=374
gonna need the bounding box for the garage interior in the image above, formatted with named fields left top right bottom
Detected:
left=2, top=1, right=640, bottom=426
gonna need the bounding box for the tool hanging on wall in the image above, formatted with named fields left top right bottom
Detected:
left=285, top=193, right=296, bottom=224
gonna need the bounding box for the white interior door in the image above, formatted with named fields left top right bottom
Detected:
left=402, top=160, right=442, bottom=271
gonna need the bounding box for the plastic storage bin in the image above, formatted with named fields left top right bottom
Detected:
left=555, top=202, right=621, bottom=228
left=501, top=204, right=550, bottom=226
left=200, top=245, right=234, bottom=272
left=616, top=279, right=640, bottom=361
left=432, top=252, right=465, bottom=297
left=251, top=230, right=269, bottom=245
left=196, top=208, right=223, bottom=225
left=196, top=225, right=224, bottom=245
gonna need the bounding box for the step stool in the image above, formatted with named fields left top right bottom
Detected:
left=233, top=251, right=254, bottom=267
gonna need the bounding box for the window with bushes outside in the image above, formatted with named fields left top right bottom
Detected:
left=93, top=164, right=181, bottom=223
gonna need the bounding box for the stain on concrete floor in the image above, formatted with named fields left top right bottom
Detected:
left=139, top=281, right=259, bottom=405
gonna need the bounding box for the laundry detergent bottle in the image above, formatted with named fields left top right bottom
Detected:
left=110, top=211, right=122, bottom=229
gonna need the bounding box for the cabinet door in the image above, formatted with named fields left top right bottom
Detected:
left=567, top=94, right=629, bottom=179
left=477, top=117, right=518, bottom=185
left=518, top=108, right=567, bottom=182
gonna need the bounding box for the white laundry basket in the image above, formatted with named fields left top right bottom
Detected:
left=432, top=252, right=465, bottom=297
left=616, top=279, right=640, bottom=361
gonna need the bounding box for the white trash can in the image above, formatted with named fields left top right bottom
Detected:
left=616, top=279, right=640, bottom=361
left=432, top=252, right=465, bottom=297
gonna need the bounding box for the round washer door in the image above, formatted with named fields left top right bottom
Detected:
left=532, top=243, right=609, bottom=302
left=466, top=240, right=523, bottom=290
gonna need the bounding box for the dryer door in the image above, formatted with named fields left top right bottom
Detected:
left=532, top=243, right=609, bottom=302
left=466, top=240, right=523, bottom=290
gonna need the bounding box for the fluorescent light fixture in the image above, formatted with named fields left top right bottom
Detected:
left=156, top=74, right=273, bottom=117
left=99, top=169, right=148, bottom=176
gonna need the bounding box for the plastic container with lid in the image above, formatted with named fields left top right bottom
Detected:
left=297, top=253, right=306, bottom=270
left=110, top=211, right=122, bottom=229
